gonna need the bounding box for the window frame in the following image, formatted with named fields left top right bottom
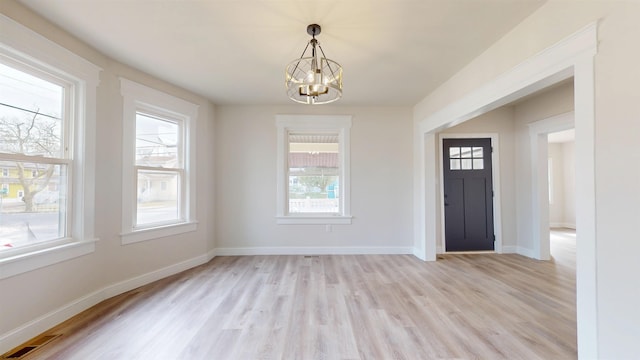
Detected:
left=0, top=14, right=101, bottom=279
left=275, top=115, right=352, bottom=225
left=120, top=78, right=198, bottom=244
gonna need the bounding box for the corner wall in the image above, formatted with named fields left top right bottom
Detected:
left=0, top=1, right=216, bottom=352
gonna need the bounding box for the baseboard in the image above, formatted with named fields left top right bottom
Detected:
left=0, top=288, right=104, bottom=355
left=101, top=251, right=215, bottom=299
left=502, top=245, right=518, bottom=254
left=214, top=246, right=413, bottom=256
left=0, top=250, right=215, bottom=354
left=550, top=223, right=576, bottom=230
left=516, top=246, right=535, bottom=258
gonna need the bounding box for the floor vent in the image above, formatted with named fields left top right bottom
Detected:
left=2, top=334, right=61, bottom=359
left=4, top=347, right=36, bottom=359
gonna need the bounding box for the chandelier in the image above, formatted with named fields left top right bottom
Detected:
left=285, top=24, right=343, bottom=105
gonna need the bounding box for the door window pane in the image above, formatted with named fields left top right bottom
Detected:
left=460, top=147, right=472, bottom=158
left=447, top=144, right=487, bottom=171
left=472, top=147, right=483, bottom=158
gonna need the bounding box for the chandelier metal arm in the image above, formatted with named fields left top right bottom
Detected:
left=317, top=44, right=339, bottom=85
left=289, top=40, right=311, bottom=83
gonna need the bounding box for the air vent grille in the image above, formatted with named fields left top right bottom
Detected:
left=1, top=334, right=61, bottom=359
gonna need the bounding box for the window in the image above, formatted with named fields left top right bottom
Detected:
left=0, top=62, right=68, bottom=250
left=0, top=15, right=100, bottom=278
left=449, top=146, right=484, bottom=170
left=276, top=115, right=352, bottom=224
left=120, top=78, right=198, bottom=244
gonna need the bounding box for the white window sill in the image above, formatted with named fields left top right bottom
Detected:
left=0, top=239, right=98, bottom=280
left=276, top=216, right=352, bottom=225
left=121, top=221, right=198, bottom=245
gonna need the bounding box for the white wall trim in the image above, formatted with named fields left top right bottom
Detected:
left=215, top=246, right=413, bottom=256
left=502, top=246, right=535, bottom=258
left=0, top=251, right=215, bottom=354
left=275, top=115, right=352, bottom=222
left=528, top=112, right=574, bottom=260
left=119, top=78, right=199, bottom=244
left=0, top=14, right=101, bottom=278
left=438, top=133, right=503, bottom=254
left=0, top=240, right=97, bottom=280
left=550, top=222, right=577, bottom=230
left=413, top=22, right=598, bottom=358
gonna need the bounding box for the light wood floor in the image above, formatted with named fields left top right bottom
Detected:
left=10, top=231, right=576, bottom=360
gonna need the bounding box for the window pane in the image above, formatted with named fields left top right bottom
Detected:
left=136, top=170, right=179, bottom=226
left=449, top=147, right=460, bottom=159
left=289, top=175, right=339, bottom=213
left=472, top=147, right=483, bottom=158
left=460, top=147, right=472, bottom=158
left=450, top=159, right=460, bottom=170
left=473, top=159, right=484, bottom=170
left=0, top=161, right=67, bottom=250
left=136, top=113, right=179, bottom=168
left=0, top=63, right=64, bottom=158
left=288, top=133, right=339, bottom=213
left=461, top=158, right=472, bottom=170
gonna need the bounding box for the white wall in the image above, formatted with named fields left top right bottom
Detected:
left=0, top=1, right=216, bottom=352
left=414, top=2, right=640, bottom=357
left=215, top=106, right=413, bottom=253
left=549, top=140, right=576, bottom=229
left=548, top=142, right=565, bottom=226
left=562, top=141, right=576, bottom=228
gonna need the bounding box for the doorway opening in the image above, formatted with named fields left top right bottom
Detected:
left=548, top=128, right=576, bottom=260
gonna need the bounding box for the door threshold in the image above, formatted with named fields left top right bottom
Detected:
left=445, top=250, right=496, bottom=254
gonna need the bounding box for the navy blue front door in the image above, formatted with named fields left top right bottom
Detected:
left=443, top=138, right=494, bottom=251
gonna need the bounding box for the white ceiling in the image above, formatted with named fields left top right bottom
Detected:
left=17, top=0, right=546, bottom=106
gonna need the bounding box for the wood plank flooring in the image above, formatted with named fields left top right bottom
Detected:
left=11, top=232, right=576, bottom=359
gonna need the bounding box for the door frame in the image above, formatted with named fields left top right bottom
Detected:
left=438, top=133, right=502, bottom=254
left=528, top=112, right=574, bottom=260
left=413, top=23, right=597, bottom=357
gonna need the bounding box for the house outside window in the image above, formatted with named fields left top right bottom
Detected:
left=276, top=115, right=352, bottom=225
left=120, top=78, right=198, bottom=244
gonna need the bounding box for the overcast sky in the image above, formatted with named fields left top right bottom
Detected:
left=0, top=62, right=63, bottom=120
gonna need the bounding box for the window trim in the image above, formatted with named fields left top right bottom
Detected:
left=275, top=115, right=352, bottom=225
left=120, top=78, right=198, bottom=244
left=0, top=14, right=101, bottom=279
